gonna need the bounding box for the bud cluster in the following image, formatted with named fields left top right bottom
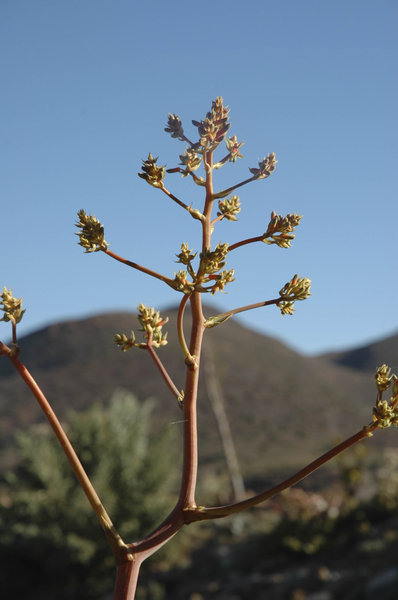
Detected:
left=225, top=135, right=244, bottom=163
left=114, top=305, right=168, bottom=351
left=213, top=135, right=245, bottom=169
left=75, top=209, right=108, bottom=253
left=164, top=113, right=185, bottom=141
left=217, top=195, right=241, bottom=221
left=277, top=274, right=311, bottom=316
left=172, top=270, right=196, bottom=294
left=196, top=243, right=234, bottom=294
left=279, top=274, right=311, bottom=301
left=114, top=331, right=140, bottom=351
left=208, top=269, right=235, bottom=295
left=138, top=154, right=166, bottom=188
left=249, top=153, right=277, bottom=179
left=375, top=364, right=394, bottom=392
left=0, top=287, right=25, bottom=324
left=192, top=97, right=231, bottom=151
left=137, top=304, right=168, bottom=345
left=263, top=212, right=302, bottom=248
left=176, top=243, right=197, bottom=266
left=372, top=365, right=398, bottom=428
left=178, top=147, right=202, bottom=176
left=200, top=243, right=229, bottom=275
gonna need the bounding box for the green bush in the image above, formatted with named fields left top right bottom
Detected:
left=0, top=390, right=176, bottom=599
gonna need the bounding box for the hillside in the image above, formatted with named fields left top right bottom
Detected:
left=322, top=330, right=398, bottom=373
left=0, top=309, right=396, bottom=480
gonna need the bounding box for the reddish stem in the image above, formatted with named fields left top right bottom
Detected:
left=104, top=249, right=173, bottom=287
left=214, top=175, right=255, bottom=200
left=113, top=559, right=141, bottom=600
left=229, top=234, right=264, bottom=252
left=187, top=424, right=378, bottom=521
left=177, top=292, right=205, bottom=508
left=210, top=298, right=282, bottom=323
left=160, top=185, right=190, bottom=211
left=146, top=341, right=183, bottom=408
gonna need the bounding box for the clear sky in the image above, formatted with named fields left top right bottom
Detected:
left=1, top=0, right=397, bottom=354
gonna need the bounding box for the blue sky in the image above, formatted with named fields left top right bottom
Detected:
left=1, top=0, right=397, bottom=354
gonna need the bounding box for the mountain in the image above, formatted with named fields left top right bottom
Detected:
left=322, top=331, right=398, bottom=373
left=0, top=309, right=397, bottom=480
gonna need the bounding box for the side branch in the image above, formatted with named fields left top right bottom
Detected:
left=228, top=235, right=265, bottom=252
left=214, top=152, right=277, bottom=200
left=160, top=185, right=191, bottom=211
left=159, top=185, right=205, bottom=221
left=214, top=175, right=255, bottom=200
left=205, top=298, right=281, bottom=327
left=146, top=340, right=184, bottom=409
left=103, top=249, right=174, bottom=287
left=177, top=293, right=196, bottom=367
left=186, top=425, right=378, bottom=522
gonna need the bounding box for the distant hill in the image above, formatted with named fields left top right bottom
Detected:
left=1, top=309, right=397, bottom=480
left=322, top=331, right=398, bottom=373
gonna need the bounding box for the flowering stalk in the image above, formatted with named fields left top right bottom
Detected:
left=2, top=97, right=396, bottom=600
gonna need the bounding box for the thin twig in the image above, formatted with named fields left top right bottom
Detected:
left=228, top=235, right=264, bottom=252
left=146, top=340, right=183, bottom=409
left=160, top=185, right=191, bottom=211
left=210, top=213, right=226, bottom=227
left=104, top=249, right=174, bottom=287
left=206, top=298, right=282, bottom=326
left=177, top=293, right=195, bottom=365
left=214, top=175, right=255, bottom=199
left=187, top=170, right=205, bottom=186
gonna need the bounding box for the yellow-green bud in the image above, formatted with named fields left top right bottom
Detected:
left=375, top=364, right=393, bottom=392
left=138, top=154, right=166, bottom=188
left=279, top=274, right=311, bottom=301
left=225, top=135, right=244, bottom=162
left=75, top=209, right=108, bottom=253
left=217, top=196, right=241, bottom=221
left=0, top=287, right=25, bottom=324
left=263, top=212, right=302, bottom=248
